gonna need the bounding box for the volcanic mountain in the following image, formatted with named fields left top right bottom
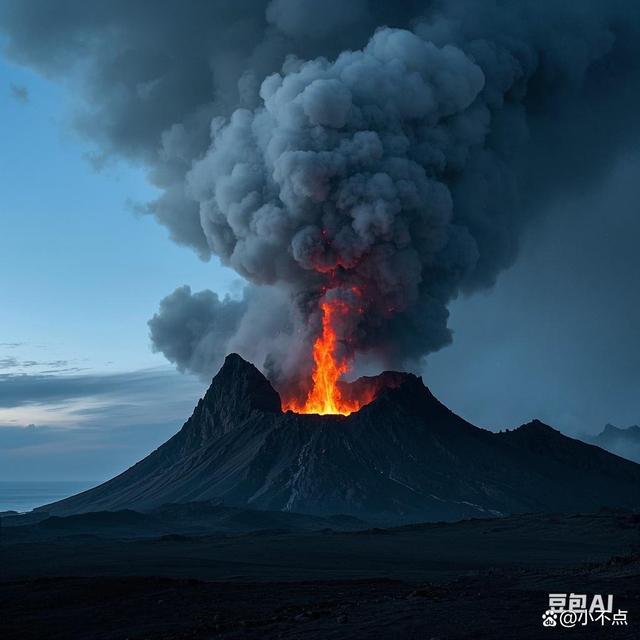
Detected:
left=40, top=354, right=640, bottom=522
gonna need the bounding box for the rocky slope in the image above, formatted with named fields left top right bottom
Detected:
left=39, top=354, right=640, bottom=522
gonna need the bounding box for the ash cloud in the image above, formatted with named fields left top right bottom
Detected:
left=3, top=1, right=640, bottom=381
left=148, top=285, right=301, bottom=382
left=148, top=286, right=248, bottom=376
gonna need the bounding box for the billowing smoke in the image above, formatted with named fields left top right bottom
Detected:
left=3, top=1, right=640, bottom=384
left=183, top=25, right=501, bottom=381
left=148, top=284, right=302, bottom=382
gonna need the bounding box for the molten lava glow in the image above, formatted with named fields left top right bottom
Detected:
left=283, top=298, right=373, bottom=416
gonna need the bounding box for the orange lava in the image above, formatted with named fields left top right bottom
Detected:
left=283, top=298, right=372, bottom=416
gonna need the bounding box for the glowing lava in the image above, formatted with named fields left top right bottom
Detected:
left=283, top=298, right=373, bottom=416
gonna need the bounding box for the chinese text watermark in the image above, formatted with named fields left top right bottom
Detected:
left=542, top=593, right=628, bottom=628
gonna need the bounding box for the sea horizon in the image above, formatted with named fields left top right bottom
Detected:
left=0, top=480, right=99, bottom=513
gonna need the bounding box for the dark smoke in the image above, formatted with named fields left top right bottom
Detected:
left=148, top=286, right=248, bottom=376
left=3, top=1, right=640, bottom=382
left=148, top=284, right=300, bottom=381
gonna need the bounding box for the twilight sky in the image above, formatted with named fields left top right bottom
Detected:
left=1, top=3, right=639, bottom=481
left=0, top=54, right=227, bottom=479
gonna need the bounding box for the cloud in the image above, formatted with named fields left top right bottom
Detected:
left=0, top=356, right=74, bottom=373
left=0, top=368, right=204, bottom=419
left=0, top=367, right=207, bottom=480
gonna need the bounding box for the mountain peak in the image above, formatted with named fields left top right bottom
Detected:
left=204, top=353, right=281, bottom=415
left=340, top=370, right=424, bottom=408
left=36, top=353, right=640, bottom=519
left=517, top=419, right=559, bottom=434
left=602, top=423, right=640, bottom=436
left=603, top=423, right=622, bottom=436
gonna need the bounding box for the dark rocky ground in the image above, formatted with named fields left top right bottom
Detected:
left=2, top=569, right=639, bottom=640
left=1, top=510, right=639, bottom=639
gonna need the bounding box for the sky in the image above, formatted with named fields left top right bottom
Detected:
left=427, top=153, right=640, bottom=432
left=0, top=54, right=236, bottom=479
left=1, top=3, right=639, bottom=481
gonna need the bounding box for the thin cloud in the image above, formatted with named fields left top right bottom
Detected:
left=0, top=368, right=204, bottom=408
left=0, top=368, right=208, bottom=480
left=0, top=356, right=80, bottom=375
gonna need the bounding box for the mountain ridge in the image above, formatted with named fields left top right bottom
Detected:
left=37, top=354, right=640, bottom=523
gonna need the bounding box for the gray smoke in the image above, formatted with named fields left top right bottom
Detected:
left=148, top=284, right=301, bottom=382
left=148, top=286, right=248, bottom=376
left=3, top=1, right=640, bottom=382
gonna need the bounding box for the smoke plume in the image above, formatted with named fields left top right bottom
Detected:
left=3, top=1, right=640, bottom=383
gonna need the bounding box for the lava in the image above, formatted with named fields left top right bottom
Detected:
left=283, top=296, right=374, bottom=416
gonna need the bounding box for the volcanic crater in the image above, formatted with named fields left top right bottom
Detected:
left=37, top=353, right=640, bottom=523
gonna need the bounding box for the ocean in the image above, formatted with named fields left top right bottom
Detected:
left=0, top=480, right=99, bottom=513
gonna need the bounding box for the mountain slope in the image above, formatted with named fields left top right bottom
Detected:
left=39, top=354, right=640, bottom=522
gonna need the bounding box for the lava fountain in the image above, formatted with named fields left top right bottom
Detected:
left=282, top=294, right=375, bottom=416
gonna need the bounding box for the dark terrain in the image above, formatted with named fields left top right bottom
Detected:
left=4, top=354, right=640, bottom=638
left=1, top=509, right=639, bottom=639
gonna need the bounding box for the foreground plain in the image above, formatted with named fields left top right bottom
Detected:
left=1, top=509, right=638, bottom=638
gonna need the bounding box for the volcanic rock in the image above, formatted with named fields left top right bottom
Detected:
left=39, top=354, right=640, bottom=522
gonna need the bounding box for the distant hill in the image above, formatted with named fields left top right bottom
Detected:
left=1, top=501, right=366, bottom=538
left=37, top=354, right=640, bottom=523
left=585, top=423, right=640, bottom=464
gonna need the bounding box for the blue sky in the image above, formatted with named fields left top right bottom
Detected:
left=1, top=56, right=239, bottom=374
left=0, top=55, right=237, bottom=479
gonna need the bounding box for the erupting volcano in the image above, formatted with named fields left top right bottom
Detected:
left=37, top=353, right=640, bottom=521
left=282, top=292, right=375, bottom=416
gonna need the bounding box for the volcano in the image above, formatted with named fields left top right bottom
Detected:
left=40, top=354, right=640, bottom=522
